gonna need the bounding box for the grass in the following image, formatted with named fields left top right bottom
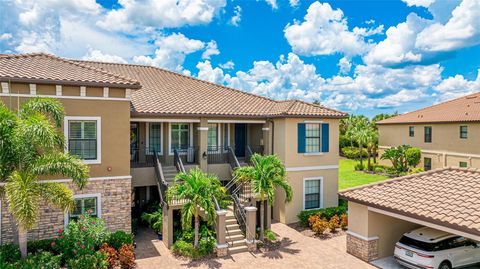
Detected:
left=338, top=159, right=389, bottom=190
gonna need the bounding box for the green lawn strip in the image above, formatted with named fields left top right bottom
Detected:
left=338, top=159, right=389, bottom=190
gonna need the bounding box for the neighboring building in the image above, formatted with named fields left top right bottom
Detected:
left=0, top=54, right=346, bottom=252
left=339, top=167, right=480, bottom=263
left=376, top=93, right=480, bottom=171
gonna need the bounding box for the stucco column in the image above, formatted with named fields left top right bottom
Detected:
left=262, top=122, right=271, bottom=155
left=162, top=205, right=174, bottom=248
left=245, top=206, right=257, bottom=251
left=197, top=118, right=209, bottom=171
left=215, top=210, right=228, bottom=257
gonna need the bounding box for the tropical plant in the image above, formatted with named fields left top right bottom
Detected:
left=234, top=154, right=293, bottom=241
left=107, top=231, right=134, bottom=251
left=365, top=126, right=378, bottom=171
left=167, top=168, right=225, bottom=248
left=381, top=145, right=421, bottom=174
left=0, top=98, right=89, bottom=257
left=118, top=244, right=135, bottom=269
left=405, top=147, right=421, bottom=168
left=141, top=208, right=163, bottom=234
left=352, top=118, right=370, bottom=169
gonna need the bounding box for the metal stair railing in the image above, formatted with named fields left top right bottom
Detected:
left=173, top=148, right=186, bottom=173
left=153, top=149, right=168, bottom=207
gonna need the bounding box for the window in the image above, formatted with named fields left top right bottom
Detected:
left=409, top=126, right=414, bottom=137
left=208, top=123, right=219, bottom=149
left=147, top=123, right=162, bottom=154
left=66, top=194, right=101, bottom=225
left=460, top=126, right=468, bottom=139
left=170, top=123, right=190, bottom=152
left=304, top=178, right=322, bottom=210
left=223, top=124, right=230, bottom=150
left=66, top=117, right=101, bottom=164
left=305, top=124, right=321, bottom=153
left=424, top=126, right=432, bottom=143
left=424, top=157, right=432, bottom=171
left=459, top=161, right=468, bottom=168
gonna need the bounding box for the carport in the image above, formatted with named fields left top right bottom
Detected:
left=338, top=167, right=480, bottom=264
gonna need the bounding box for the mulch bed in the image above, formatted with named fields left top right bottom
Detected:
left=288, top=222, right=347, bottom=240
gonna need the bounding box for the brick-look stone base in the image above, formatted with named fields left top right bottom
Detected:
left=245, top=239, right=257, bottom=252
left=216, top=244, right=228, bottom=257
left=346, top=233, right=379, bottom=262
left=1, top=178, right=131, bottom=244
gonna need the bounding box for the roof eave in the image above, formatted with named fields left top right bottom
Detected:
left=0, top=77, right=142, bottom=89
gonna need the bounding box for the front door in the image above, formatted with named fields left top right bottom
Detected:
left=234, top=123, right=247, bottom=157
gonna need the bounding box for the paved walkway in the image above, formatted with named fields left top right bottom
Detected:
left=135, top=223, right=376, bottom=269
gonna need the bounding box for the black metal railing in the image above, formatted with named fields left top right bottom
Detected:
left=153, top=149, right=168, bottom=207
left=232, top=194, right=247, bottom=234
left=173, top=149, right=186, bottom=173
left=246, top=145, right=264, bottom=164
left=227, top=146, right=240, bottom=170
left=173, top=147, right=198, bottom=166
left=131, top=147, right=160, bottom=167
left=207, top=145, right=230, bottom=164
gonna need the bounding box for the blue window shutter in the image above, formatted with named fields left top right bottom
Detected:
left=298, top=123, right=306, bottom=153
left=321, top=123, right=329, bottom=152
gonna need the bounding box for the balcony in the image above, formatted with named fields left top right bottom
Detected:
left=130, top=146, right=199, bottom=168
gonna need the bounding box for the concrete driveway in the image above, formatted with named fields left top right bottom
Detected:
left=135, top=222, right=375, bottom=269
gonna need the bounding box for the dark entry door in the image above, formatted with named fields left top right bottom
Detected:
left=235, top=123, right=247, bottom=157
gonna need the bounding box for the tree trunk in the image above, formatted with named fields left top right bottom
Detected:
left=373, top=146, right=377, bottom=164
left=367, top=148, right=372, bottom=171
left=18, top=228, right=27, bottom=258
left=359, top=145, right=363, bottom=168
left=194, top=213, right=199, bottom=248
left=260, top=193, right=265, bottom=241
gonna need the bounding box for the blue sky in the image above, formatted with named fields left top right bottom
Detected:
left=1, top=0, right=479, bottom=117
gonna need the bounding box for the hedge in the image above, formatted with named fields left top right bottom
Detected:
left=341, top=147, right=368, bottom=159
left=297, top=201, right=348, bottom=227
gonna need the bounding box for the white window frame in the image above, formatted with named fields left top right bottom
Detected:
left=303, top=177, right=323, bottom=210
left=305, top=123, right=322, bottom=154
left=145, top=122, right=163, bottom=155
left=168, top=122, right=193, bottom=155
left=64, top=193, right=102, bottom=227
left=64, top=116, right=101, bottom=164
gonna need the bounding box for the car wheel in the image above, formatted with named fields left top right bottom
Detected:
left=438, top=261, right=451, bottom=269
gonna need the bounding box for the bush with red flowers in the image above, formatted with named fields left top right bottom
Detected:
left=55, top=214, right=109, bottom=261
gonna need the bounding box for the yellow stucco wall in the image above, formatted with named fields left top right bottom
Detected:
left=1, top=83, right=131, bottom=178
left=378, top=123, right=480, bottom=169
left=272, top=117, right=341, bottom=224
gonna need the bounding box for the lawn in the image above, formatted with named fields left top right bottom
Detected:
left=338, top=159, right=389, bottom=190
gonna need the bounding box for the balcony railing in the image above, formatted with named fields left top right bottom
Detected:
left=172, top=147, right=198, bottom=165
left=207, top=145, right=230, bottom=164
left=131, top=147, right=161, bottom=167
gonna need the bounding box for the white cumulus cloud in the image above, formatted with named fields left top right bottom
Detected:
left=284, top=1, right=381, bottom=57
left=202, top=40, right=220, bottom=59
left=230, top=5, right=242, bottom=26
left=82, top=48, right=128, bottom=64
left=401, top=0, right=435, bottom=8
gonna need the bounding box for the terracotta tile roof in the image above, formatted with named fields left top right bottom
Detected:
left=75, top=60, right=348, bottom=118
left=377, top=92, right=480, bottom=124
left=0, top=53, right=140, bottom=89
left=339, top=167, right=480, bottom=236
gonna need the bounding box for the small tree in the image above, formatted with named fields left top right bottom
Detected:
left=406, top=147, right=421, bottom=168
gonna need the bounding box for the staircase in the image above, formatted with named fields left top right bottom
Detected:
left=162, top=166, right=178, bottom=182
left=225, top=205, right=249, bottom=254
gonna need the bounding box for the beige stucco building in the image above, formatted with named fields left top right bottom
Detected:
left=377, top=93, right=480, bottom=171
left=0, top=53, right=346, bottom=254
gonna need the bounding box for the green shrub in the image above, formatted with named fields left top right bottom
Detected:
left=0, top=243, right=21, bottom=264
left=172, top=240, right=197, bottom=258
left=264, top=229, right=277, bottom=242
left=372, top=164, right=388, bottom=173
left=406, top=147, right=421, bottom=168
left=108, top=231, right=134, bottom=250
left=341, top=147, right=367, bottom=159
left=7, top=252, right=61, bottom=269
left=409, top=167, right=424, bottom=174
left=27, top=238, right=57, bottom=254
left=354, top=162, right=365, bottom=171
left=141, top=208, right=163, bottom=234
left=55, top=214, right=109, bottom=261
left=297, top=204, right=348, bottom=227
left=66, top=251, right=108, bottom=269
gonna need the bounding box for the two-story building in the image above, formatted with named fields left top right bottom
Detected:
left=0, top=53, right=346, bottom=253
left=377, top=92, right=480, bottom=170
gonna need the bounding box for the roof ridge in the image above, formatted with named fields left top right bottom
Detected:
left=2, top=53, right=141, bottom=87
left=74, top=58, right=278, bottom=105
left=377, top=92, right=480, bottom=124
left=339, top=167, right=455, bottom=195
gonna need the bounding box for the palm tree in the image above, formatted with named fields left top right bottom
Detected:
left=234, top=154, right=292, bottom=241
left=352, top=119, right=370, bottom=169
left=365, top=126, right=378, bottom=171
left=167, top=168, right=225, bottom=248
left=0, top=98, right=89, bottom=258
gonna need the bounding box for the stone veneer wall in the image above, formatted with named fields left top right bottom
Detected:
left=346, top=233, right=379, bottom=262
left=1, top=178, right=131, bottom=244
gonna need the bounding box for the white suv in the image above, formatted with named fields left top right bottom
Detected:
left=394, top=227, right=480, bottom=269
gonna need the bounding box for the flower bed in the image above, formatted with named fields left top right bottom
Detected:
left=295, top=202, right=348, bottom=239
left=0, top=214, right=135, bottom=268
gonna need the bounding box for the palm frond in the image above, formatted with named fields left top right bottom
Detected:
left=36, top=182, right=74, bottom=212
left=31, top=153, right=89, bottom=189
left=15, top=113, right=64, bottom=155
left=5, top=172, right=39, bottom=230
left=20, top=98, right=64, bottom=128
